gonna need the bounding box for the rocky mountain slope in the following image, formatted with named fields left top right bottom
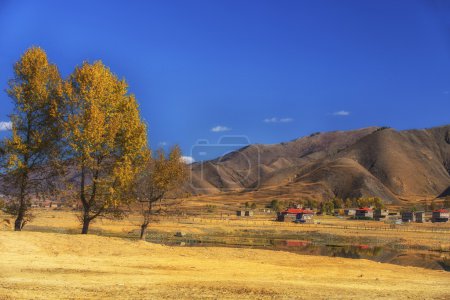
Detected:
left=189, top=125, right=450, bottom=204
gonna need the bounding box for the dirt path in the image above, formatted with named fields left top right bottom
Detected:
left=0, top=231, right=449, bottom=299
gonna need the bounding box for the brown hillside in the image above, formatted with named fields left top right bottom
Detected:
left=188, top=125, right=450, bottom=204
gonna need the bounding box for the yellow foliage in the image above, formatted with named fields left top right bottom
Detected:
left=6, top=47, right=63, bottom=164
left=2, top=47, right=64, bottom=229
left=64, top=60, right=149, bottom=216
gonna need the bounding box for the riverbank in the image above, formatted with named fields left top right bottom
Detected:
left=3, top=209, right=450, bottom=271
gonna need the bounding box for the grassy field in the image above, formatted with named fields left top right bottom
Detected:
left=9, top=209, right=450, bottom=251
left=1, top=209, right=450, bottom=299
left=1, top=231, right=450, bottom=299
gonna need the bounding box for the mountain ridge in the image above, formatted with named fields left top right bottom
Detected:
left=188, top=125, right=450, bottom=204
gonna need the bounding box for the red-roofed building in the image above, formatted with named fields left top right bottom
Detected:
left=277, top=208, right=314, bottom=223
left=432, top=209, right=449, bottom=223
left=355, top=207, right=373, bottom=219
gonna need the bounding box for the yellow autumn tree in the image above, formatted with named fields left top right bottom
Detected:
left=135, top=145, right=187, bottom=240
left=64, top=61, right=149, bottom=234
left=1, top=47, right=64, bottom=231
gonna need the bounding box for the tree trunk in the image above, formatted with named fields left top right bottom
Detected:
left=139, top=223, right=148, bottom=240
left=14, top=171, right=28, bottom=231
left=14, top=195, right=26, bottom=231
left=81, top=209, right=90, bottom=234
left=14, top=212, right=24, bottom=231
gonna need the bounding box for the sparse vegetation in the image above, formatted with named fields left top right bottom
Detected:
left=375, top=126, right=391, bottom=132
left=135, top=146, right=187, bottom=239
left=205, top=204, right=217, bottom=213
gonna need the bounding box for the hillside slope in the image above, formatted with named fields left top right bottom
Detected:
left=189, top=125, right=450, bottom=203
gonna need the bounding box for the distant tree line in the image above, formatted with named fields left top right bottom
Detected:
left=268, top=196, right=450, bottom=215
left=0, top=47, right=187, bottom=237
left=268, top=196, right=386, bottom=215
left=404, top=197, right=450, bottom=213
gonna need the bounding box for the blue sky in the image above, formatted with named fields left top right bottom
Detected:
left=0, top=0, right=449, bottom=161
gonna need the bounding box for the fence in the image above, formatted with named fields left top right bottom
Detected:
left=166, top=216, right=450, bottom=234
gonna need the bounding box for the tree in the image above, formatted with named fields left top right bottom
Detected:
left=0, top=47, right=64, bottom=231
left=332, top=197, right=343, bottom=209
left=443, top=197, right=450, bottom=209
left=344, top=198, right=352, bottom=208
left=63, top=61, right=148, bottom=234
left=269, top=199, right=284, bottom=212
left=430, top=199, right=437, bottom=211
left=356, top=197, right=367, bottom=208
left=135, top=146, right=187, bottom=240
left=305, top=199, right=318, bottom=209
left=323, top=201, right=334, bottom=215
left=371, top=197, right=385, bottom=209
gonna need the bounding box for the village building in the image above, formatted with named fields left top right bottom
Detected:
left=277, top=208, right=314, bottom=223
left=344, top=208, right=356, bottom=216
left=236, top=210, right=253, bottom=217
left=296, top=210, right=314, bottom=223
left=401, top=211, right=416, bottom=222
left=355, top=207, right=373, bottom=219
left=245, top=210, right=254, bottom=217
left=432, top=209, right=449, bottom=223
left=333, top=209, right=345, bottom=216
left=415, top=211, right=425, bottom=223
left=277, top=212, right=297, bottom=222
left=374, top=209, right=389, bottom=221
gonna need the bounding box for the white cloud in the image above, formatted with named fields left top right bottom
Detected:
left=332, top=110, right=350, bottom=116
left=211, top=125, right=231, bottom=132
left=158, top=141, right=167, bottom=147
left=0, top=121, right=12, bottom=131
left=264, top=117, right=293, bottom=123
left=181, top=156, right=195, bottom=164
left=264, top=117, right=277, bottom=123
left=280, top=118, right=293, bottom=123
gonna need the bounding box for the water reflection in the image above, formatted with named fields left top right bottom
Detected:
left=147, top=235, right=449, bottom=271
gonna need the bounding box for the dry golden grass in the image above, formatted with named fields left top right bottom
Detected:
left=0, top=231, right=449, bottom=299
left=9, top=209, right=449, bottom=250
left=2, top=209, right=450, bottom=257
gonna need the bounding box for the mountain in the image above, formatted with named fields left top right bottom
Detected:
left=188, top=125, right=450, bottom=204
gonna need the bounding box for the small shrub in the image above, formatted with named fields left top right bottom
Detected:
left=205, top=205, right=216, bottom=213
